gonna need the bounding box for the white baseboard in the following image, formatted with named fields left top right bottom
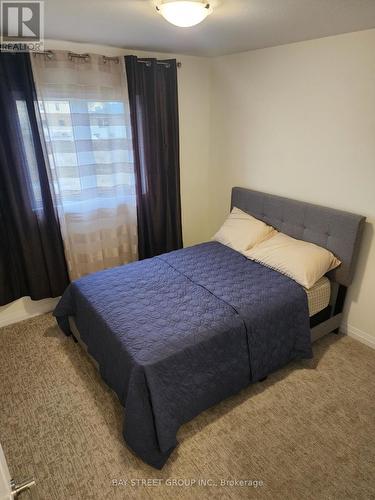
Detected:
left=0, top=297, right=59, bottom=328
left=341, top=323, right=375, bottom=350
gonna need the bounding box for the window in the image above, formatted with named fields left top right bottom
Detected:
left=16, top=100, right=42, bottom=208
left=38, top=98, right=134, bottom=210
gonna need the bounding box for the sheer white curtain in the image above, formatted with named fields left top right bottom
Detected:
left=32, top=51, right=138, bottom=279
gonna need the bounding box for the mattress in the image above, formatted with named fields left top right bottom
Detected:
left=306, top=276, right=331, bottom=317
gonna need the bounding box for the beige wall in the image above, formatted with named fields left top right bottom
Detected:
left=210, top=29, right=375, bottom=345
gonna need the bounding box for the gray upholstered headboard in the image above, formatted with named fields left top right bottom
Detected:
left=231, top=187, right=365, bottom=287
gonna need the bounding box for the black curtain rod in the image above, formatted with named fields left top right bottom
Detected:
left=32, top=51, right=182, bottom=67
left=137, top=59, right=182, bottom=68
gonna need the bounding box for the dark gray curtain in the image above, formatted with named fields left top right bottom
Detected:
left=0, top=52, right=69, bottom=306
left=125, top=56, right=183, bottom=259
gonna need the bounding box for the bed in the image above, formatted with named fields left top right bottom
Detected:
left=54, top=187, right=365, bottom=468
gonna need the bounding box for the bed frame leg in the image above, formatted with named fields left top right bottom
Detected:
left=331, top=286, right=347, bottom=336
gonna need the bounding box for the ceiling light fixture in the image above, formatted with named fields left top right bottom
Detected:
left=156, top=1, right=212, bottom=28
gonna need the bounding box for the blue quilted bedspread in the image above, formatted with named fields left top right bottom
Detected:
left=54, top=242, right=312, bottom=468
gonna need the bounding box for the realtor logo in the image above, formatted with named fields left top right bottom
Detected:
left=1, top=1, right=44, bottom=51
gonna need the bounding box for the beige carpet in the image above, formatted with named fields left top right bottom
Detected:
left=0, top=314, right=374, bottom=500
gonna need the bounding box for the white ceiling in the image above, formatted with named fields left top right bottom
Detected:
left=44, top=0, right=375, bottom=57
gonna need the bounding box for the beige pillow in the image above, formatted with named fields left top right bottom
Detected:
left=244, top=232, right=341, bottom=289
left=213, top=207, right=275, bottom=253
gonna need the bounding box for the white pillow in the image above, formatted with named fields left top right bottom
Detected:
left=244, top=231, right=341, bottom=289
left=213, top=207, right=276, bottom=253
